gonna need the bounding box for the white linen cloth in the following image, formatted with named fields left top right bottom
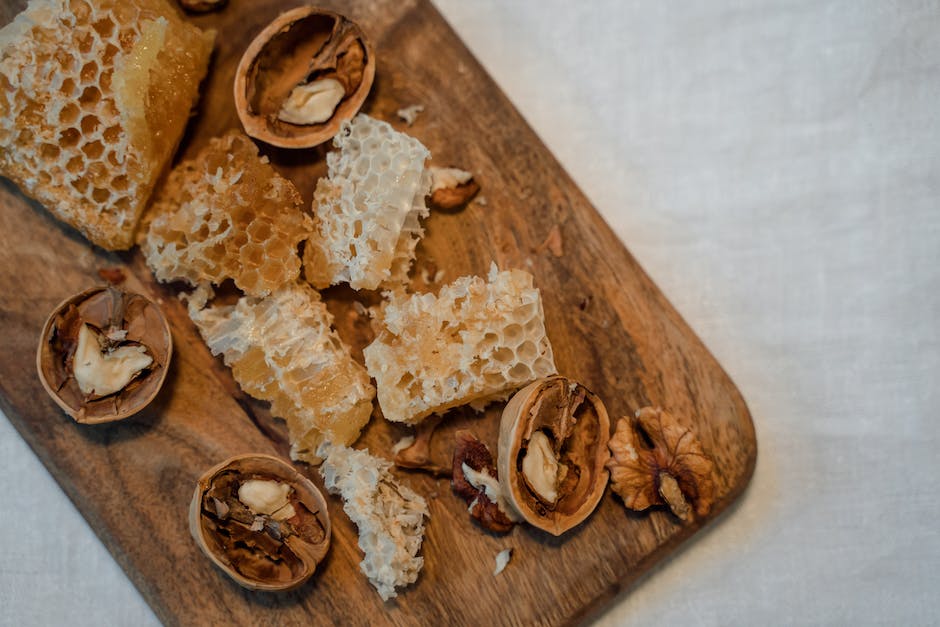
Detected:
left=2, top=1, right=938, bottom=624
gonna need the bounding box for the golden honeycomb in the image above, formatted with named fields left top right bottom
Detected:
left=363, top=264, right=558, bottom=425
left=143, top=131, right=312, bottom=298
left=188, top=282, right=375, bottom=463
left=303, top=114, right=431, bottom=291
left=0, top=0, right=214, bottom=250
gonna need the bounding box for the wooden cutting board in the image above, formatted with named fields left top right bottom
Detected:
left=0, top=0, right=756, bottom=624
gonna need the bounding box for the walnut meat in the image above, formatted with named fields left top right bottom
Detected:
left=497, top=376, right=611, bottom=536
left=234, top=7, right=375, bottom=148
left=36, top=286, right=171, bottom=424
left=607, top=407, right=716, bottom=522
left=451, top=430, right=518, bottom=533
left=189, top=454, right=331, bottom=592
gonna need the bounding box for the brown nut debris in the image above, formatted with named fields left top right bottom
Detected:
left=607, top=407, right=716, bottom=522
left=235, top=7, right=375, bottom=148
left=497, top=376, right=611, bottom=536
left=428, top=166, right=480, bottom=211
left=452, top=430, right=517, bottom=533
left=177, top=0, right=227, bottom=13
left=189, top=454, right=331, bottom=592
left=36, top=287, right=172, bottom=424
left=394, top=414, right=451, bottom=477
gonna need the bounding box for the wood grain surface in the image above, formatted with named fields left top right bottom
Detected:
left=0, top=1, right=757, bottom=625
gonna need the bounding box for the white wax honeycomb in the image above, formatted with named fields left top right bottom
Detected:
left=188, top=282, right=375, bottom=462
left=317, top=442, right=428, bottom=601
left=143, top=131, right=312, bottom=298
left=0, top=0, right=213, bottom=250
left=303, top=114, right=431, bottom=291
left=364, top=264, right=558, bottom=424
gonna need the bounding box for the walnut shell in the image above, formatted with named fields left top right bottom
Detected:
left=36, top=286, right=172, bottom=424
left=189, top=454, right=331, bottom=592
left=234, top=7, right=375, bottom=148
left=497, top=376, right=611, bottom=535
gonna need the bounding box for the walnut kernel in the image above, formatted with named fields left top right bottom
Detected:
left=607, top=407, right=716, bottom=522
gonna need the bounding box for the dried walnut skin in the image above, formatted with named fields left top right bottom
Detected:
left=498, top=376, right=611, bottom=536
left=189, top=454, right=331, bottom=592
left=606, top=407, right=716, bottom=522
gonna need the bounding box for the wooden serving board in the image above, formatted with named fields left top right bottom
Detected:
left=0, top=1, right=756, bottom=625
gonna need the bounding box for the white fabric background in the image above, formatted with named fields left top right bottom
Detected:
left=2, top=1, right=938, bottom=624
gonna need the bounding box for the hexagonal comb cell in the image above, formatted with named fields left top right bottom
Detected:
left=363, top=264, right=558, bottom=425
left=143, top=131, right=313, bottom=298
left=0, top=0, right=214, bottom=250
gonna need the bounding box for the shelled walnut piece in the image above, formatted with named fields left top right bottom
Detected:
left=428, top=166, right=480, bottom=210
left=235, top=7, right=375, bottom=148
left=177, top=0, right=226, bottom=13
left=498, top=376, right=611, bottom=536
left=36, top=286, right=171, bottom=424
left=452, top=430, right=518, bottom=533
left=189, top=454, right=330, bottom=592
left=607, top=407, right=716, bottom=522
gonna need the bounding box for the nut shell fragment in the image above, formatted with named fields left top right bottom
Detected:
left=189, top=454, right=331, bottom=592
left=235, top=7, right=375, bottom=148
left=497, top=376, right=611, bottom=536
left=36, top=287, right=172, bottom=424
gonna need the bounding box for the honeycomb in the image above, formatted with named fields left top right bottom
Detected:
left=363, top=264, right=558, bottom=425
left=143, top=131, right=312, bottom=298
left=303, top=114, right=432, bottom=291
left=0, top=0, right=214, bottom=250
left=188, top=282, right=375, bottom=463
left=317, top=442, right=428, bottom=601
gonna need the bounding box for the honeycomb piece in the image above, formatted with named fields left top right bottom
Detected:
left=143, top=131, right=312, bottom=298
left=317, top=442, right=429, bottom=601
left=0, top=0, right=214, bottom=250
left=188, top=282, right=375, bottom=462
left=303, top=114, right=431, bottom=291
left=363, top=264, right=558, bottom=425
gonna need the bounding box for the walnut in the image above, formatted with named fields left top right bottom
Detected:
left=493, top=548, right=512, bottom=575
left=497, top=376, right=611, bottom=536
left=37, top=287, right=171, bottom=424
left=428, top=166, right=480, bottom=210
left=177, top=0, right=227, bottom=13
left=393, top=415, right=451, bottom=477
left=396, top=104, right=424, bottom=126
left=452, top=430, right=518, bottom=533
left=189, top=454, right=330, bottom=592
left=235, top=8, right=375, bottom=148
left=278, top=78, right=346, bottom=125
left=606, top=407, right=716, bottom=522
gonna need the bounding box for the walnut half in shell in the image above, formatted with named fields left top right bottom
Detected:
left=36, top=286, right=171, bottom=424
left=497, top=376, right=611, bottom=535
left=234, top=7, right=375, bottom=148
left=189, top=454, right=331, bottom=592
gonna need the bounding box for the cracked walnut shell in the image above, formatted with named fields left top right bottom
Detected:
left=189, top=454, right=331, bottom=592
left=36, top=286, right=172, bottom=424
left=234, top=7, right=375, bottom=148
left=497, top=376, right=611, bottom=536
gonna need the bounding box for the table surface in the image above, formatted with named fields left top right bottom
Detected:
left=2, top=1, right=938, bottom=625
